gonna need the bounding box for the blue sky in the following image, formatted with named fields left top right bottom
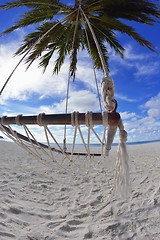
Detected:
left=0, top=0, right=160, bottom=143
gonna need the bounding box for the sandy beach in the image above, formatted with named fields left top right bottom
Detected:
left=0, top=140, right=160, bottom=240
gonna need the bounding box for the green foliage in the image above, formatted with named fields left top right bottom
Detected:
left=0, top=0, right=159, bottom=77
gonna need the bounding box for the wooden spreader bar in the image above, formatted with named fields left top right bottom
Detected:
left=0, top=112, right=120, bottom=126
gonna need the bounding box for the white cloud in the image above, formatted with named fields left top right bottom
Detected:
left=147, top=108, right=160, bottom=118
left=134, top=62, right=159, bottom=77
left=144, top=93, right=160, bottom=119
left=53, top=90, right=100, bottom=113
left=0, top=45, right=69, bottom=104
left=0, top=35, right=160, bottom=144
left=109, top=43, right=160, bottom=81
left=76, top=61, right=103, bottom=92
left=144, top=93, right=160, bottom=109
left=119, top=94, right=160, bottom=142
left=0, top=42, right=104, bottom=106
left=109, top=43, right=146, bottom=63
left=119, top=111, right=137, bottom=120
left=115, top=93, right=136, bottom=102
left=123, top=44, right=147, bottom=60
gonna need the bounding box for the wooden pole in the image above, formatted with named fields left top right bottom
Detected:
left=0, top=112, right=120, bottom=127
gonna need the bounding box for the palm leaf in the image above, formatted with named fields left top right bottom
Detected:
left=102, top=0, right=160, bottom=24
left=0, top=0, right=159, bottom=78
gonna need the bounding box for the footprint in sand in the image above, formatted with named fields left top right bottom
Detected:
left=0, top=231, right=16, bottom=238
left=67, top=219, right=83, bottom=225
left=59, top=223, right=77, bottom=232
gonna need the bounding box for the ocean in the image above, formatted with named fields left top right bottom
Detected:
left=49, top=139, right=160, bottom=148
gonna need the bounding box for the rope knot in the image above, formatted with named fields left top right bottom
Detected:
left=102, top=111, right=108, bottom=128
left=1, top=116, right=7, bottom=125
left=71, top=111, right=79, bottom=127
left=120, top=130, right=128, bottom=143
left=15, top=114, right=23, bottom=126
left=118, top=118, right=127, bottom=143
left=85, top=111, right=93, bottom=128
left=37, top=113, right=46, bottom=126
left=101, top=76, right=116, bottom=112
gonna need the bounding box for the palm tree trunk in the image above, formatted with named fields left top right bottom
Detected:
left=74, top=0, right=81, bottom=8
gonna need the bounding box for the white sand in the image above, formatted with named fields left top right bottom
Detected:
left=0, top=140, right=160, bottom=240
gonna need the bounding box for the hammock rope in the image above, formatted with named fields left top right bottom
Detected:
left=78, top=7, right=130, bottom=196
left=82, top=13, right=103, bottom=113
left=0, top=111, right=113, bottom=155
left=0, top=111, right=129, bottom=197
left=80, top=6, right=116, bottom=113
left=114, top=119, right=130, bottom=198
left=63, top=7, right=82, bottom=153
left=80, top=7, right=130, bottom=196
left=0, top=1, right=130, bottom=198
left=80, top=7, right=109, bottom=77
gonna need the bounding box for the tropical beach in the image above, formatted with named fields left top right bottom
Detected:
left=0, top=0, right=160, bottom=239
left=0, top=140, right=160, bottom=240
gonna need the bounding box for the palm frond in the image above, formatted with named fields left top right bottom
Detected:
left=83, top=23, right=109, bottom=71
left=0, top=0, right=159, bottom=77
left=94, top=15, right=155, bottom=51
left=102, top=0, right=160, bottom=24
left=0, top=0, right=63, bottom=10
left=39, top=49, right=55, bottom=73
left=23, top=21, right=66, bottom=68
left=88, top=18, right=124, bottom=57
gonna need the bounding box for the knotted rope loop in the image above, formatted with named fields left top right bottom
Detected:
left=1, top=116, right=7, bottom=125
left=85, top=111, right=93, bottom=128
left=101, top=111, right=108, bottom=156
left=120, top=130, right=127, bottom=143
left=101, top=76, right=116, bottom=112
left=71, top=112, right=75, bottom=127
left=71, top=111, right=79, bottom=127
left=102, top=111, right=108, bottom=128
left=15, top=114, right=23, bottom=126
left=118, top=118, right=127, bottom=143
left=75, top=111, right=79, bottom=127
left=37, top=113, right=46, bottom=126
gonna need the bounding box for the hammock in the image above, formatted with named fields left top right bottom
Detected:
left=0, top=110, right=130, bottom=197
left=0, top=111, right=120, bottom=158
left=0, top=2, right=130, bottom=198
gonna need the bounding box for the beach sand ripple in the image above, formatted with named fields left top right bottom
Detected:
left=0, top=141, right=160, bottom=239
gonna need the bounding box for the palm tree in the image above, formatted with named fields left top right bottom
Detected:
left=0, top=0, right=159, bottom=79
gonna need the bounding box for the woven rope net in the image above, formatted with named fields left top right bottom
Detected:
left=0, top=110, right=130, bottom=199
left=0, top=111, right=115, bottom=166
left=0, top=3, right=130, bottom=198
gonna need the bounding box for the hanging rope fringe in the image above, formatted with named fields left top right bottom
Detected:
left=114, top=119, right=131, bottom=199
left=105, top=125, right=118, bottom=156
left=0, top=111, right=130, bottom=199
left=100, top=74, right=130, bottom=198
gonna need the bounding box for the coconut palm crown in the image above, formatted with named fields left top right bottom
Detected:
left=0, top=0, right=160, bottom=78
